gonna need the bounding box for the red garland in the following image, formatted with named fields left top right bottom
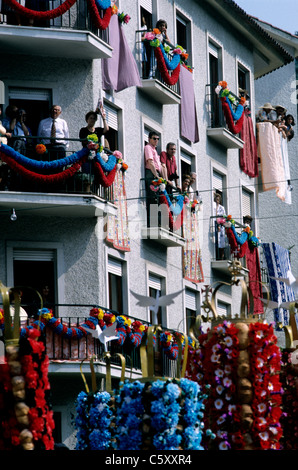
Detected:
left=86, top=0, right=112, bottom=30
left=94, top=161, right=117, bottom=187
left=3, top=0, right=76, bottom=19
left=159, top=193, right=184, bottom=231
left=154, top=46, right=181, bottom=86
left=0, top=151, right=85, bottom=184
left=220, top=97, right=245, bottom=134
left=225, top=227, right=248, bottom=258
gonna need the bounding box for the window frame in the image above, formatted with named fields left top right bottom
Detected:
left=175, top=8, right=193, bottom=67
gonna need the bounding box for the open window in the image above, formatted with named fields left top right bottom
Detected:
left=208, top=40, right=223, bottom=128
left=103, top=101, right=121, bottom=152
left=176, top=11, right=192, bottom=67
left=185, top=288, right=200, bottom=335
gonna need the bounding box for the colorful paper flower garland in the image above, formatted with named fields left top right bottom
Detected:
left=215, top=81, right=246, bottom=134
left=0, top=142, right=127, bottom=188
left=224, top=214, right=259, bottom=258
left=150, top=178, right=201, bottom=232
left=143, top=30, right=191, bottom=86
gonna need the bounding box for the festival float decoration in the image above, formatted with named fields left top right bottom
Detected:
left=215, top=81, right=247, bottom=134
left=74, top=315, right=213, bottom=451
left=279, top=302, right=298, bottom=450
left=189, top=261, right=284, bottom=450
left=0, top=283, right=55, bottom=450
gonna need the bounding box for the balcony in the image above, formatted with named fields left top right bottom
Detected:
left=135, top=31, right=181, bottom=105
left=205, top=84, right=245, bottom=149
left=0, top=140, right=118, bottom=218
left=0, top=0, right=113, bottom=60
left=210, top=217, right=249, bottom=276
left=14, top=304, right=181, bottom=379
left=140, top=179, right=185, bottom=248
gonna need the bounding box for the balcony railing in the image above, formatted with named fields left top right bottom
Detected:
left=0, top=0, right=109, bottom=43
left=0, top=138, right=114, bottom=202
left=13, top=303, right=182, bottom=377
left=135, top=30, right=180, bottom=98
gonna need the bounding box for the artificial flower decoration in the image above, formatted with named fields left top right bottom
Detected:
left=35, top=143, right=47, bottom=155
left=118, top=11, right=130, bottom=24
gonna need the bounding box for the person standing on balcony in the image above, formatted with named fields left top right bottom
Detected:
left=155, top=19, right=170, bottom=43
left=37, top=105, right=69, bottom=161
left=213, top=192, right=226, bottom=260
left=144, top=131, right=166, bottom=225
left=2, top=105, right=31, bottom=154
left=79, top=103, right=109, bottom=148
left=160, top=142, right=180, bottom=194
left=256, top=103, right=277, bottom=123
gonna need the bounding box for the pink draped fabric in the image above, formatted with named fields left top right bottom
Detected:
left=239, top=110, right=259, bottom=178
left=179, top=65, right=199, bottom=143
left=102, top=14, right=141, bottom=92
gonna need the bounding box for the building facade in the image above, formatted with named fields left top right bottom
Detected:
left=0, top=0, right=294, bottom=448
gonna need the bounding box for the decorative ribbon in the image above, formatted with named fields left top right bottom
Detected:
left=154, top=46, right=181, bottom=86
left=0, top=143, right=89, bottom=170
left=95, top=152, right=117, bottom=172
left=3, top=0, right=76, bottom=19
left=220, top=97, right=245, bottom=134
left=94, top=160, right=117, bottom=187
left=159, top=43, right=181, bottom=71
left=86, top=0, right=113, bottom=30
left=0, top=151, right=85, bottom=184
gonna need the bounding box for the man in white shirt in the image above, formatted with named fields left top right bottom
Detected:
left=37, top=105, right=69, bottom=160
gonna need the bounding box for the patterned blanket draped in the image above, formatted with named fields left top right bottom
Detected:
left=182, top=207, right=204, bottom=283
left=257, top=122, right=286, bottom=201
left=106, top=169, right=130, bottom=251
left=262, top=242, right=295, bottom=326
left=239, top=110, right=258, bottom=178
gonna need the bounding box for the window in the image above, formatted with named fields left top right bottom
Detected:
left=140, top=0, right=152, bottom=30
left=8, top=86, right=52, bottom=137
left=185, top=288, right=199, bottom=335
left=212, top=169, right=227, bottom=207
left=238, top=64, right=251, bottom=99
left=208, top=40, right=223, bottom=127
left=176, top=12, right=192, bottom=66
left=148, top=272, right=165, bottom=325
left=217, top=300, right=231, bottom=317
left=242, top=187, right=254, bottom=230
left=12, top=249, right=57, bottom=316
left=104, top=102, right=119, bottom=152
left=108, top=257, right=124, bottom=314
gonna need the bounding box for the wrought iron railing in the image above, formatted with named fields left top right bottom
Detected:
left=1, top=0, right=109, bottom=43
left=135, top=30, right=180, bottom=96
left=0, top=138, right=115, bottom=202
left=13, top=303, right=181, bottom=376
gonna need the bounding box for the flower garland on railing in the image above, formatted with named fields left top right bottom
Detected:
left=2, top=0, right=76, bottom=19
left=0, top=307, right=192, bottom=363
left=0, top=143, right=88, bottom=184
left=150, top=178, right=201, bottom=232
left=86, top=0, right=113, bottom=30
left=0, top=141, right=126, bottom=187
left=143, top=29, right=192, bottom=85
left=215, top=81, right=246, bottom=134
left=224, top=214, right=260, bottom=259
